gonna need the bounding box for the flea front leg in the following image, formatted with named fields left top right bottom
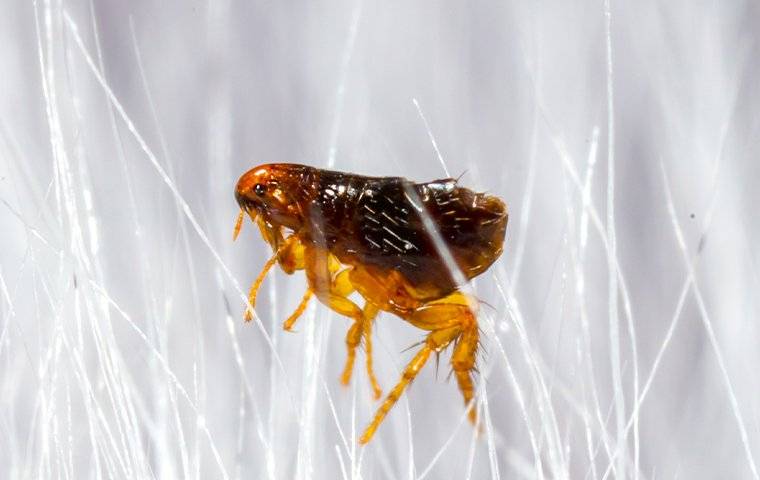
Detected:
left=281, top=244, right=339, bottom=332
left=242, top=235, right=302, bottom=322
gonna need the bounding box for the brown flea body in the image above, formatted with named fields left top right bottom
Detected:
left=234, top=163, right=508, bottom=444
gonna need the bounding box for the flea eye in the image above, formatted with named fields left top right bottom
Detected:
left=254, top=183, right=266, bottom=196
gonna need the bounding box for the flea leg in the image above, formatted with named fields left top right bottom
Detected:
left=315, top=292, right=364, bottom=322
left=362, top=302, right=382, bottom=399
left=243, top=251, right=280, bottom=322
left=405, top=295, right=480, bottom=424
left=283, top=252, right=348, bottom=332
left=243, top=235, right=298, bottom=321
left=451, top=312, right=479, bottom=424
left=276, top=235, right=305, bottom=274
left=341, top=302, right=382, bottom=400
left=303, top=246, right=387, bottom=394
left=359, top=295, right=479, bottom=443
left=283, top=289, right=313, bottom=331
left=359, top=326, right=460, bottom=444
left=341, top=322, right=363, bottom=386
left=303, top=245, right=365, bottom=321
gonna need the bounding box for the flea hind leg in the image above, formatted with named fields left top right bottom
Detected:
left=359, top=326, right=461, bottom=444
left=407, top=294, right=480, bottom=424
left=451, top=314, right=479, bottom=424
left=359, top=294, right=479, bottom=444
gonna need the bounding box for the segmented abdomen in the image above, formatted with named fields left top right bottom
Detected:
left=304, top=169, right=507, bottom=296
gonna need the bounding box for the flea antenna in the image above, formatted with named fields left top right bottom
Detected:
left=232, top=210, right=245, bottom=241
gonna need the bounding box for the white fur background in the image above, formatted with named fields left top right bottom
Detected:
left=1, top=1, right=759, bottom=478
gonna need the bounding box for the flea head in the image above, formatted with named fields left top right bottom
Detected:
left=235, top=163, right=310, bottom=232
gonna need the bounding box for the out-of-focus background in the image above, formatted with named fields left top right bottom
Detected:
left=2, top=1, right=759, bottom=478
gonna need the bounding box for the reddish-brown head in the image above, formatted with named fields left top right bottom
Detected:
left=235, top=163, right=312, bottom=231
